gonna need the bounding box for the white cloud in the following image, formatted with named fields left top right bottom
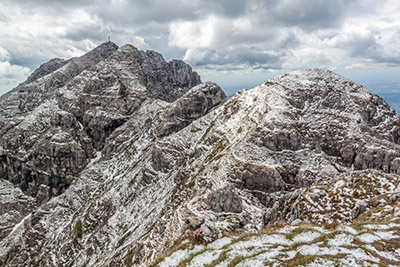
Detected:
left=0, top=47, right=31, bottom=95
left=0, top=47, right=11, bottom=61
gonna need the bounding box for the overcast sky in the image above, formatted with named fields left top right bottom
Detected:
left=1, top=0, right=400, bottom=101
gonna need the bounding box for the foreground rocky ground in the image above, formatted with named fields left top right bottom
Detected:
left=155, top=169, right=400, bottom=266
left=157, top=221, right=400, bottom=266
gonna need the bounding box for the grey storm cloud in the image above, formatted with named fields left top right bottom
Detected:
left=0, top=0, right=400, bottom=95
left=272, top=0, right=348, bottom=29
left=191, top=48, right=284, bottom=70
left=63, top=24, right=108, bottom=42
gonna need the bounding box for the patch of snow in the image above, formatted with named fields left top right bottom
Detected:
left=293, top=231, right=321, bottom=243
left=229, top=234, right=292, bottom=250
left=88, top=151, right=102, bottom=167
left=297, top=244, right=336, bottom=256
left=188, top=250, right=221, bottom=267
left=357, top=233, right=381, bottom=243
left=237, top=247, right=285, bottom=266
left=280, top=250, right=297, bottom=261
left=333, top=179, right=345, bottom=190
left=306, top=258, right=337, bottom=267
left=9, top=213, right=31, bottom=236
left=310, top=226, right=329, bottom=234
left=337, top=225, right=359, bottom=235
left=375, top=231, right=398, bottom=240
left=207, top=237, right=232, bottom=249
left=364, top=223, right=400, bottom=230
left=276, top=226, right=296, bottom=234
left=328, top=233, right=354, bottom=247
left=159, top=245, right=204, bottom=267
left=365, top=244, right=400, bottom=261
left=350, top=248, right=380, bottom=263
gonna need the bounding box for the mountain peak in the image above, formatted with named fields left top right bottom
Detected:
left=0, top=44, right=399, bottom=266
left=96, top=40, right=119, bottom=50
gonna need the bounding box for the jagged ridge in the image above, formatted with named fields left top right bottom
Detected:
left=0, top=44, right=399, bottom=267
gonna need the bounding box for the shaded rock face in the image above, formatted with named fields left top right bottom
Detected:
left=207, top=187, right=243, bottom=213
left=0, top=179, right=36, bottom=240
left=0, top=54, right=399, bottom=267
left=0, top=43, right=202, bottom=201
left=141, top=50, right=201, bottom=102
left=154, top=82, right=226, bottom=137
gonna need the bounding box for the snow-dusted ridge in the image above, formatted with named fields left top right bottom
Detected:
left=0, top=43, right=400, bottom=266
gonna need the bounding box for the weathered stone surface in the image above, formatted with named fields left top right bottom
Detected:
left=207, top=187, right=243, bottom=213
left=26, top=58, right=69, bottom=83
left=351, top=200, right=368, bottom=219
left=0, top=179, right=36, bottom=240
left=186, top=217, right=204, bottom=229
left=140, top=50, right=201, bottom=102
left=0, top=50, right=399, bottom=267
left=199, top=220, right=220, bottom=242
left=0, top=42, right=119, bottom=122
left=0, top=43, right=202, bottom=200
left=154, top=82, right=226, bottom=137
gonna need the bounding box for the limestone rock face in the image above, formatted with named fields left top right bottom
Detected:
left=0, top=41, right=399, bottom=267
left=141, top=50, right=201, bottom=102
left=207, top=187, right=243, bottom=213
left=0, top=179, right=35, bottom=240
left=351, top=200, right=368, bottom=219
left=26, top=58, right=69, bottom=83
left=154, top=81, right=226, bottom=137
left=0, top=42, right=119, bottom=123
left=0, top=43, right=202, bottom=201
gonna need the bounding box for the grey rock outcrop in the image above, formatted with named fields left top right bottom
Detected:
left=154, top=82, right=226, bottom=137
left=0, top=43, right=202, bottom=202
left=0, top=44, right=399, bottom=267
left=199, top=220, right=220, bottom=242
left=26, top=58, right=69, bottom=83
left=351, top=200, right=368, bottom=219
left=0, top=42, right=119, bottom=122
left=207, top=187, right=243, bottom=213
left=0, top=179, right=35, bottom=240
left=141, top=50, right=201, bottom=102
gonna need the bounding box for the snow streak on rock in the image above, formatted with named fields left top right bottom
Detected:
left=0, top=41, right=399, bottom=267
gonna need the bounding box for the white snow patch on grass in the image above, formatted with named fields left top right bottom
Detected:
left=188, top=250, right=220, bottom=267
left=297, top=244, right=337, bottom=256
left=375, top=231, right=398, bottom=240
left=276, top=225, right=296, bottom=234
left=207, top=237, right=232, bottom=249
left=238, top=247, right=285, bottom=266
left=365, top=244, right=400, bottom=261
left=337, top=225, right=359, bottom=235
left=306, top=258, right=337, bottom=267
left=364, top=223, right=400, bottom=230
left=328, top=233, right=354, bottom=247
left=159, top=245, right=204, bottom=267
left=293, top=231, right=321, bottom=243
left=357, top=233, right=381, bottom=243
left=230, top=234, right=292, bottom=250
left=350, top=248, right=380, bottom=263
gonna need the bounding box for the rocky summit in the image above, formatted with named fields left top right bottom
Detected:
left=0, top=43, right=399, bottom=266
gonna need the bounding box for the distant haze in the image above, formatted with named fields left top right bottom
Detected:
left=0, top=0, right=399, bottom=112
